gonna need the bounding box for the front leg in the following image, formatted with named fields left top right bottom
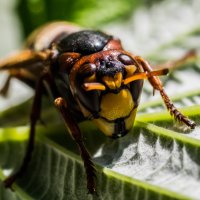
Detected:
left=134, top=56, right=196, bottom=129
left=54, top=97, right=96, bottom=194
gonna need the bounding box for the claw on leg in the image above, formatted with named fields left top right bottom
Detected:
left=159, top=89, right=196, bottom=129
left=3, top=174, right=17, bottom=190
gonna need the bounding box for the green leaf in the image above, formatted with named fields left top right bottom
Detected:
left=0, top=124, right=195, bottom=200
left=1, top=0, right=200, bottom=199
left=0, top=179, right=25, bottom=200
left=0, top=98, right=199, bottom=199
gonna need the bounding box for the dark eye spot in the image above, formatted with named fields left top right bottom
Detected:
left=118, top=54, right=134, bottom=65
left=78, top=63, right=96, bottom=79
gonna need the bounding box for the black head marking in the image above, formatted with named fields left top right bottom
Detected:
left=58, top=30, right=112, bottom=55
left=97, top=60, right=124, bottom=77
left=111, top=118, right=128, bottom=138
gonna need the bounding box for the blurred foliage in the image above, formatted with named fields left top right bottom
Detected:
left=17, top=0, right=140, bottom=37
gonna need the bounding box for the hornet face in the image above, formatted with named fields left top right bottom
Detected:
left=70, top=50, right=144, bottom=138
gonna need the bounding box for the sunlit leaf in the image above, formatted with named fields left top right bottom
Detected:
left=0, top=0, right=200, bottom=199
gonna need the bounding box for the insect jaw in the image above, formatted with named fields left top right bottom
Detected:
left=102, top=72, right=122, bottom=89
left=82, top=72, right=123, bottom=91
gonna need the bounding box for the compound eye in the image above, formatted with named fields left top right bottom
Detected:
left=118, top=54, right=135, bottom=65
left=78, top=63, right=97, bottom=79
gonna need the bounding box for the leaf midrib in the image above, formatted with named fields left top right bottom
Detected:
left=1, top=134, right=192, bottom=200
left=0, top=121, right=198, bottom=200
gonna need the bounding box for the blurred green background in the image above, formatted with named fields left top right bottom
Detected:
left=0, top=0, right=163, bottom=56
left=17, top=0, right=139, bottom=37
left=0, top=0, right=140, bottom=56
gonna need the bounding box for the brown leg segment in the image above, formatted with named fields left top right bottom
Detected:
left=54, top=97, right=96, bottom=194
left=4, top=75, right=44, bottom=188
left=0, top=75, right=12, bottom=97
left=43, top=74, right=96, bottom=194
left=134, top=56, right=196, bottom=129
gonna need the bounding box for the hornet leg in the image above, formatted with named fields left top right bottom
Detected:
left=134, top=56, right=196, bottom=129
left=54, top=97, right=97, bottom=194
left=4, top=75, right=44, bottom=187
